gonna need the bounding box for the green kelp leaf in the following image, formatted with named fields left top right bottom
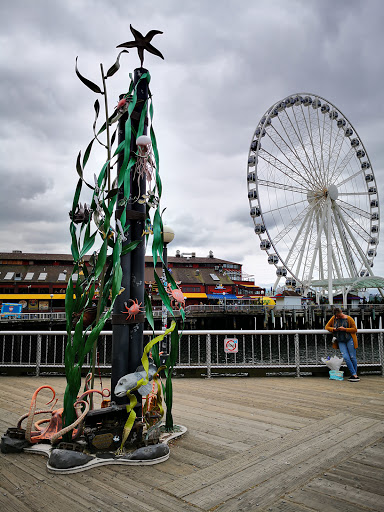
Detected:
left=76, top=151, right=83, bottom=179
left=97, top=111, right=117, bottom=136
left=65, top=276, right=74, bottom=334
left=152, top=208, right=163, bottom=267
left=95, top=238, right=108, bottom=278
left=79, top=229, right=97, bottom=259
left=154, top=272, right=174, bottom=317
left=110, top=127, right=117, bottom=147
left=83, top=138, right=95, bottom=168
left=72, top=311, right=84, bottom=355
left=105, top=50, right=129, bottom=78
left=70, top=223, right=80, bottom=262
left=121, top=239, right=141, bottom=255
left=71, top=178, right=82, bottom=215
left=93, top=100, right=100, bottom=133
left=112, top=264, right=123, bottom=300
left=75, top=57, right=103, bottom=94
left=144, top=290, right=155, bottom=332
left=105, top=187, right=119, bottom=200
left=137, top=99, right=148, bottom=138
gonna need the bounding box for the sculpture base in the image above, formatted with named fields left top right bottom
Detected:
left=2, top=425, right=187, bottom=474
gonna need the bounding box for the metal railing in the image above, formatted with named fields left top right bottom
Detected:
left=0, top=329, right=383, bottom=378
left=0, top=312, right=66, bottom=321
left=1, top=304, right=383, bottom=321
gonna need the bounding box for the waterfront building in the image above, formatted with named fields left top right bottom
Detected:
left=0, top=250, right=266, bottom=313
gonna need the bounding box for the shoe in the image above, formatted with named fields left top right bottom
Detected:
left=348, top=376, right=360, bottom=382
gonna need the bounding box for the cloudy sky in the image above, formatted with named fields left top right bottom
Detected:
left=1, top=0, right=384, bottom=288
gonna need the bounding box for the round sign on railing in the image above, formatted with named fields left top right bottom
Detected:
left=224, top=338, right=238, bottom=353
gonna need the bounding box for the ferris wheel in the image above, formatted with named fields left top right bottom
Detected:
left=247, top=93, right=380, bottom=302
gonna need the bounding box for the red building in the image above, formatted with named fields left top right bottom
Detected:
left=0, top=250, right=265, bottom=312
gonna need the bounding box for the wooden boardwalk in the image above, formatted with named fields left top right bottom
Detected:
left=0, top=374, right=383, bottom=511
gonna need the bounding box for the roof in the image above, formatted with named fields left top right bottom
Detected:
left=0, top=252, right=84, bottom=262
left=309, top=276, right=384, bottom=290
left=275, top=291, right=301, bottom=297
left=144, top=266, right=235, bottom=286
left=145, top=255, right=241, bottom=266
left=0, top=264, right=73, bottom=284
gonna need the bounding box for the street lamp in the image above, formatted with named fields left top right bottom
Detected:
left=161, top=226, right=174, bottom=361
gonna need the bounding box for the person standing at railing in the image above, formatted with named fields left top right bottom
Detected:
left=325, top=307, right=359, bottom=382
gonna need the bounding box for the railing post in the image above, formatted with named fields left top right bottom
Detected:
left=206, top=333, right=211, bottom=379
left=36, top=334, right=42, bottom=377
left=379, top=332, right=384, bottom=377
left=294, top=332, right=301, bottom=378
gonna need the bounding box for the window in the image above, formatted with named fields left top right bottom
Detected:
left=25, top=272, right=34, bottom=280
left=4, top=272, right=14, bottom=280
left=38, top=273, right=47, bottom=281
left=209, top=273, right=220, bottom=281
left=58, top=273, right=67, bottom=281
left=182, top=287, right=201, bottom=293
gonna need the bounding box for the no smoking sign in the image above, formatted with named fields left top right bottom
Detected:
left=224, top=337, right=238, bottom=353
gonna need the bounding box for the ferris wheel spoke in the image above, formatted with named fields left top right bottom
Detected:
left=258, top=150, right=309, bottom=191
left=305, top=106, right=324, bottom=183
left=327, top=127, right=347, bottom=184
left=336, top=169, right=363, bottom=188
left=327, top=222, right=343, bottom=279
left=334, top=203, right=373, bottom=275
left=257, top=179, right=305, bottom=194
left=325, top=113, right=334, bottom=184
left=267, top=124, right=314, bottom=187
left=338, top=199, right=371, bottom=219
left=338, top=192, right=367, bottom=196
left=333, top=207, right=357, bottom=277
left=270, top=203, right=314, bottom=245
left=282, top=207, right=316, bottom=277
left=294, top=209, right=315, bottom=280
left=274, top=116, right=316, bottom=186
left=331, top=147, right=357, bottom=184
left=337, top=206, right=371, bottom=243
left=263, top=198, right=308, bottom=216
left=334, top=211, right=360, bottom=276
left=285, top=108, right=322, bottom=186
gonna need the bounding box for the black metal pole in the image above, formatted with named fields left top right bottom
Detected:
left=160, top=243, right=168, bottom=363
left=111, top=68, right=148, bottom=405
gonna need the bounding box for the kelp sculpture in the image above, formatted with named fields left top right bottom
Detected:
left=64, top=25, right=184, bottom=440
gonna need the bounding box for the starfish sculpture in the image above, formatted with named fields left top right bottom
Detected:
left=117, top=25, right=164, bottom=67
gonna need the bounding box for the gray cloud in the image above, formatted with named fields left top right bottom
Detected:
left=0, top=0, right=383, bottom=288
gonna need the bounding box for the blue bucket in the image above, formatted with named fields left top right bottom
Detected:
left=329, top=370, right=344, bottom=381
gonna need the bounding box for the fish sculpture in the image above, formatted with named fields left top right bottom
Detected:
left=114, top=361, right=158, bottom=398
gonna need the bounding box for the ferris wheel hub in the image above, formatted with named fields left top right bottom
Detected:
left=307, top=184, right=338, bottom=203
left=327, top=184, right=338, bottom=200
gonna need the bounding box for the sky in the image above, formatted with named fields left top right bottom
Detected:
left=0, top=0, right=384, bottom=289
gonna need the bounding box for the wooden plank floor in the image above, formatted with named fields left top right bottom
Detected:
left=0, top=374, right=383, bottom=511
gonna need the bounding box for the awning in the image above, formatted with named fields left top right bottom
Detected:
left=183, top=293, right=207, bottom=299
left=0, top=294, right=66, bottom=300
left=207, top=294, right=238, bottom=300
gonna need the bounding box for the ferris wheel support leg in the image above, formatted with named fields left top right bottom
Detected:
left=327, top=199, right=333, bottom=305
left=333, top=206, right=357, bottom=278
left=306, top=200, right=328, bottom=289
left=334, top=203, right=375, bottom=276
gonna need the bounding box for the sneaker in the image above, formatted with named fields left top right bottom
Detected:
left=348, top=376, right=360, bottom=382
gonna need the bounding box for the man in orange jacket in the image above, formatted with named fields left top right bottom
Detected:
left=325, top=307, right=359, bottom=382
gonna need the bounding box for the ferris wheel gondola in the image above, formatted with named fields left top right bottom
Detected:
left=247, top=93, right=380, bottom=301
